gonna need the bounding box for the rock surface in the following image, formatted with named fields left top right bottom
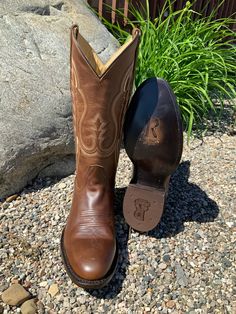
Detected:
left=0, top=0, right=119, bottom=198
left=1, top=284, right=31, bottom=306
left=20, top=299, right=37, bottom=314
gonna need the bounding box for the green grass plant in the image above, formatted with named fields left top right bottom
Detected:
left=102, top=0, right=236, bottom=138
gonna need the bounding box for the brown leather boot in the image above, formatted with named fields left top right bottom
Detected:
left=61, top=25, right=140, bottom=289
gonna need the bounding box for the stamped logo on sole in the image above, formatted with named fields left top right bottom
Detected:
left=134, top=199, right=151, bottom=221
left=144, top=118, right=160, bottom=145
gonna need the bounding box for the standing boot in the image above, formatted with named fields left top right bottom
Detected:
left=61, top=25, right=140, bottom=289
left=123, top=78, right=183, bottom=232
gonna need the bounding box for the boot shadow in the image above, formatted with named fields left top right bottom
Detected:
left=87, top=160, right=219, bottom=298
left=148, top=160, right=220, bottom=238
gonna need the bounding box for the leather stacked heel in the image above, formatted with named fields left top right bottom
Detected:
left=123, top=78, right=183, bottom=232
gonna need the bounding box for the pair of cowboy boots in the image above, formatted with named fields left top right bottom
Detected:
left=61, top=25, right=183, bottom=289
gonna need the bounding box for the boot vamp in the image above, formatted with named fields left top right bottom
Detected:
left=64, top=231, right=116, bottom=281
left=63, top=184, right=116, bottom=281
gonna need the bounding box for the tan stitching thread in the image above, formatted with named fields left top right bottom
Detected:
left=72, top=60, right=134, bottom=159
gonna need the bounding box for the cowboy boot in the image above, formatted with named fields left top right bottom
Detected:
left=61, top=25, right=140, bottom=289
left=123, top=78, right=183, bottom=232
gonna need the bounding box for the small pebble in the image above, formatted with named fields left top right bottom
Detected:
left=159, top=263, right=167, bottom=270
left=5, top=194, right=18, bottom=202
left=58, top=183, right=66, bottom=189
left=1, top=284, right=30, bottom=306
left=166, top=300, right=176, bottom=309
left=48, top=284, right=59, bottom=297
left=163, top=255, right=171, bottom=263
left=39, top=281, right=48, bottom=288
left=20, top=299, right=37, bottom=314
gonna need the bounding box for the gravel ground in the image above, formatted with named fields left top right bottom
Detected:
left=0, top=133, right=235, bottom=313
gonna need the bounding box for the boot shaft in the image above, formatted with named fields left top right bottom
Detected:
left=70, top=25, right=140, bottom=185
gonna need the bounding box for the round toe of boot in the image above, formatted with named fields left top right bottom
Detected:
left=61, top=233, right=118, bottom=289
left=72, top=251, right=112, bottom=281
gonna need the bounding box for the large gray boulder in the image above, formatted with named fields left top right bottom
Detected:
left=0, top=0, right=119, bottom=198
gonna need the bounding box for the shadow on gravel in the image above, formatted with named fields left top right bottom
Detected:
left=79, top=160, right=220, bottom=298
left=148, top=160, right=220, bottom=239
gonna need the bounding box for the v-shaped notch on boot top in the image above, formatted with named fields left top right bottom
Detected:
left=71, top=25, right=140, bottom=78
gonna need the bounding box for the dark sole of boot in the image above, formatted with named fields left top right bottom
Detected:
left=123, top=78, right=183, bottom=232
left=60, top=229, right=118, bottom=289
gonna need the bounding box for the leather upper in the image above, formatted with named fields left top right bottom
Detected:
left=63, top=25, right=140, bottom=281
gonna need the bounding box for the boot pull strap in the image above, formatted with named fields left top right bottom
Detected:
left=132, top=28, right=141, bottom=39
left=71, top=24, right=79, bottom=39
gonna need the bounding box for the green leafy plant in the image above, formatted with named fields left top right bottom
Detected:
left=102, top=0, right=236, bottom=138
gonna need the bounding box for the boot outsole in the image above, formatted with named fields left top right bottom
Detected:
left=123, top=78, right=183, bottom=232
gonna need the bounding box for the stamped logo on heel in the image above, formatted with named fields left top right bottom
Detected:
left=134, top=199, right=151, bottom=221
